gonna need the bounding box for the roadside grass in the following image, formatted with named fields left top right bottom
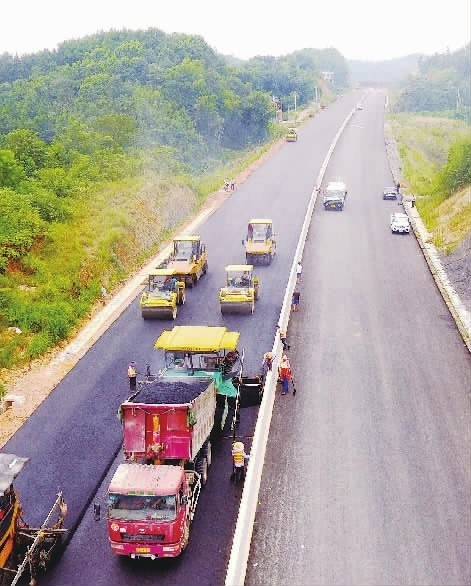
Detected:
left=389, top=112, right=470, bottom=251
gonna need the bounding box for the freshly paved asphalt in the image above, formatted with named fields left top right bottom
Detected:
left=245, top=90, right=471, bottom=586
left=6, top=93, right=363, bottom=585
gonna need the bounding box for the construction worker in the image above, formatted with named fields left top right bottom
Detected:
left=278, top=355, right=292, bottom=395
left=231, top=441, right=250, bottom=482
left=277, top=325, right=290, bottom=350
left=127, top=361, right=137, bottom=390
left=261, top=352, right=273, bottom=380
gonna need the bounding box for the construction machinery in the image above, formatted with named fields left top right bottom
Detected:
left=285, top=128, right=298, bottom=142
left=0, top=454, right=67, bottom=586
left=160, top=236, right=208, bottom=287
left=107, top=325, right=263, bottom=560
left=139, top=268, right=185, bottom=320
left=219, top=265, right=260, bottom=315
left=242, top=219, right=276, bottom=265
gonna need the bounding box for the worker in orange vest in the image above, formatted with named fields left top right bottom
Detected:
left=279, top=355, right=292, bottom=395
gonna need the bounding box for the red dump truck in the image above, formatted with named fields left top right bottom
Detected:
left=107, top=377, right=216, bottom=559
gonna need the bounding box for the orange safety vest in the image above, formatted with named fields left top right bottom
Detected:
left=279, top=365, right=291, bottom=379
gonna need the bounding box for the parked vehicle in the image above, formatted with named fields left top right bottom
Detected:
left=139, top=268, right=185, bottom=320
left=108, top=326, right=262, bottom=559
left=382, top=187, right=398, bottom=200
left=219, top=265, right=260, bottom=315
left=323, top=181, right=347, bottom=211
left=159, top=236, right=208, bottom=287
left=390, top=212, right=410, bottom=234
left=0, top=454, right=67, bottom=586
left=242, top=219, right=276, bottom=265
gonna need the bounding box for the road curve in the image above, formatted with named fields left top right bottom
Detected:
left=3, top=94, right=364, bottom=586
left=245, top=89, right=471, bottom=586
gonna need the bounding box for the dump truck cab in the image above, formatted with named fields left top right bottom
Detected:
left=165, top=236, right=208, bottom=287
left=243, top=219, right=276, bottom=265
left=108, top=463, right=199, bottom=559
left=140, top=268, right=185, bottom=320
left=219, top=264, right=259, bottom=315
left=285, top=127, right=298, bottom=142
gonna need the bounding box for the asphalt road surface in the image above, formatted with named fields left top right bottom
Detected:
left=245, top=90, right=471, bottom=586
left=6, top=92, right=364, bottom=585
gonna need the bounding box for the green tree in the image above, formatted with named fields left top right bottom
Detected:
left=6, top=129, right=50, bottom=177
left=0, top=188, right=46, bottom=271
left=0, top=149, right=25, bottom=187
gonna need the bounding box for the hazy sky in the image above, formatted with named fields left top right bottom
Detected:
left=1, top=0, right=469, bottom=61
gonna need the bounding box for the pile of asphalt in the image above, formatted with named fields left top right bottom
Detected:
left=129, top=377, right=212, bottom=404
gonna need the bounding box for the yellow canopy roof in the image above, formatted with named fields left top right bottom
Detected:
left=248, top=219, right=272, bottom=224
left=173, top=235, right=200, bottom=241
left=147, top=268, right=178, bottom=276
left=155, top=326, right=240, bottom=352
left=225, top=264, right=253, bottom=272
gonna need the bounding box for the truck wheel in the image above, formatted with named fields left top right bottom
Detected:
left=192, top=274, right=198, bottom=287
left=181, top=523, right=190, bottom=551
left=196, top=457, right=208, bottom=485
left=202, top=261, right=208, bottom=275
left=246, top=254, right=252, bottom=264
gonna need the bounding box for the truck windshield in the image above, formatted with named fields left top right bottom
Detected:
left=166, top=351, right=221, bottom=371
left=173, top=240, right=194, bottom=261
left=248, top=224, right=268, bottom=242
left=108, top=493, right=177, bottom=521
left=227, top=271, right=252, bottom=287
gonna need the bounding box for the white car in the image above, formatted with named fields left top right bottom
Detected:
left=390, top=212, right=410, bottom=234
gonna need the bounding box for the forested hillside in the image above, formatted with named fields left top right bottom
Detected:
left=394, top=44, right=470, bottom=118
left=0, top=28, right=347, bottom=375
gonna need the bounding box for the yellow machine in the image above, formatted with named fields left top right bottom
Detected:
left=139, top=268, right=185, bottom=320
left=285, top=128, right=298, bottom=142
left=242, top=219, right=276, bottom=265
left=0, top=454, right=67, bottom=585
left=162, top=236, right=208, bottom=287
left=219, top=265, right=260, bottom=315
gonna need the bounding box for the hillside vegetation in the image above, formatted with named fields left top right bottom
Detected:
left=0, top=28, right=346, bottom=376
left=388, top=46, right=470, bottom=288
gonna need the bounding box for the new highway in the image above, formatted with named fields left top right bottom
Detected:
left=246, top=90, right=471, bottom=586
left=7, top=91, right=362, bottom=585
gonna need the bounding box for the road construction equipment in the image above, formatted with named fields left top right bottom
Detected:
left=242, top=219, right=276, bottom=265
left=139, top=268, right=185, bottom=320
left=0, top=454, right=67, bottom=586
left=219, top=265, right=260, bottom=315
left=160, top=236, right=208, bottom=287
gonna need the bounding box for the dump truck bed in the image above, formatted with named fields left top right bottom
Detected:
left=121, top=378, right=216, bottom=461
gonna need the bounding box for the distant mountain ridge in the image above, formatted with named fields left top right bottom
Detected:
left=348, top=54, right=421, bottom=85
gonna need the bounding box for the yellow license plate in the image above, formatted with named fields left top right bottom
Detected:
left=136, top=547, right=151, bottom=553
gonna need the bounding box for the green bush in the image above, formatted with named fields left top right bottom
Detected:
left=26, top=331, right=53, bottom=359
